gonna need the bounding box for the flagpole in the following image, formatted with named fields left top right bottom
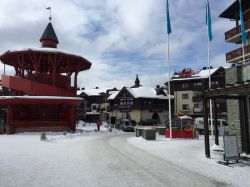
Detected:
left=167, top=33, right=172, bottom=140
left=242, top=41, right=246, bottom=64
left=206, top=0, right=213, bottom=136
left=208, top=40, right=213, bottom=136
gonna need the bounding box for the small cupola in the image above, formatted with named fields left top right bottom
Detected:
left=40, top=22, right=59, bottom=48
left=131, top=75, right=142, bottom=88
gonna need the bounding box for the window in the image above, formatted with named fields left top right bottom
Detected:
left=193, top=82, right=202, bottom=87
left=181, top=83, right=189, bottom=89
left=182, top=104, right=190, bottom=110
left=211, top=81, right=219, bottom=88
left=182, top=94, right=189, bottom=99
left=194, top=103, right=199, bottom=108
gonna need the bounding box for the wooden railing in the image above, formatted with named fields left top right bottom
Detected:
left=226, top=44, right=250, bottom=62
left=225, top=20, right=250, bottom=41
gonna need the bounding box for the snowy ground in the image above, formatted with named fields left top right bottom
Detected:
left=128, top=134, right=250, bottom=187
left=0, top=122, right=250, bottom=187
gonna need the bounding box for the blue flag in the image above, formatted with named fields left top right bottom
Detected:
left=239, top=1, right=247, bottom=43
left=166, top=0, right=171, bottom=35
left=206, top=0, right=212, bottom=41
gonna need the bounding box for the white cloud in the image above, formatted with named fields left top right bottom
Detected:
left=0, top=0, right=236, bottom=89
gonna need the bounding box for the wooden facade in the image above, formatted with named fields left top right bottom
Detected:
left=0, top=22, right=91, bottom=134
left=108, top=87, right=172, bottom=124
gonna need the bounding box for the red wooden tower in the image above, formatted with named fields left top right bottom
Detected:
left=0, top=21, right=91, bottom=134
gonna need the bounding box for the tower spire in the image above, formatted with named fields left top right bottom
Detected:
left=40, top=8, right=59, bottom=48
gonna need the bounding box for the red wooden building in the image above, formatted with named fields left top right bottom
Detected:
left=0, top=21, right=91, bottom=134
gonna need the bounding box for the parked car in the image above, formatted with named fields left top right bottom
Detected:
left=120, top=119, right=134, bottom=132
left=139, top=119, right=157, bottom=126
left=194, top=117, right=229, bottom=134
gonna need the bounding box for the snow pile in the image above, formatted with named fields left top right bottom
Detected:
left=241, top=153, right=250, bottom=158
left=38, top=121, right=124, bottom=142
left=210, top=144, right=224, bottom=152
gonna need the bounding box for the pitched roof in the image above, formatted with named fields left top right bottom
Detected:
left=171, top=67, right=224, bottom=81
left=40, top=23, right=59, bottom=43
left=108, top=86, right=173, bottom=100
left=77, top=88, right=107, bottom=96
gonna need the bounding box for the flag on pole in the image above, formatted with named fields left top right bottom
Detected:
left=46, top=7, right=51, bottom=10
left=206, top=0, right=213, bottom=41
left=239, top=0, right=247, bottom=43
left=166, top=0, right=172, bottom=35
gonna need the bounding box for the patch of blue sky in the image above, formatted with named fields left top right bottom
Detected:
left=81, top=23, right=107, bottom=41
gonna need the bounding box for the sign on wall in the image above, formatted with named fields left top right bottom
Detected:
left=118, top=97, right=134, bottom=111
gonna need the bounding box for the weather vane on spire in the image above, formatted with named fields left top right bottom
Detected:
left=46, top=7, right=52, bottom=22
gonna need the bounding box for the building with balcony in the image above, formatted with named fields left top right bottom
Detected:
left=169, top=67, right=226, bottom=119
left=203, top=0, right=250, bottom=155
left=221, top=0, right=250, bottom=64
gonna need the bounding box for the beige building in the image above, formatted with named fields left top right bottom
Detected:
left=170, top=67, right=226, bottom=119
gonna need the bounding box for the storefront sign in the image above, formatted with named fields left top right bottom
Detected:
left=118, top=97, right=134, bottom=108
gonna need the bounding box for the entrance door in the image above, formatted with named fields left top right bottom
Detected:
left=0, top=107, right=7, bottom=134
left=152, top=113, right=161, bottom=124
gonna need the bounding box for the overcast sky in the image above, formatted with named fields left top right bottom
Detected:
left=0, top=0, right=236, bottom=89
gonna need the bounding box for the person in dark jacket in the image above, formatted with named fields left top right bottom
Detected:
left=96, top=120, right=102, bottom=131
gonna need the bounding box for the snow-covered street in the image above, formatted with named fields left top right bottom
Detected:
left=0, top=123, right=249, bottom=187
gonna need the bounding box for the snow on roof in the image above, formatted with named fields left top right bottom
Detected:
left=77, top=88, right=107, bottom=96
left=196, top=68, right=217, bottom=77
left=9, top=47, right=83, bottom=58
left=107, top=91, right=119, bottom=100
left=125, top=87, right=173, bottom=100
left=171, top=68, right=219, bottom=81
left=0, top=96, right=83, bottom=100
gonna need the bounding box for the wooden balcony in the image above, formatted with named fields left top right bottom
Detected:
left=226, top=44, right=250, bottom=63
left=225, top=20, right=250, bottom=43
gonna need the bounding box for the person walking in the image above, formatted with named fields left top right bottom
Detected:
left=96, top=119, right=102, bottom=131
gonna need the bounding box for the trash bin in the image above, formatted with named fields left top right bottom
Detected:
left=135, top=127, right=143, bottom=137
left=142, top=128, right=156, bottom=140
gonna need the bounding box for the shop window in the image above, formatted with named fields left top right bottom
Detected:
left=182, top=104, right=190, bottom=110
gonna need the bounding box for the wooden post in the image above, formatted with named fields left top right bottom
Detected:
left=213, top=98, right=219, bottom=145
left=203, top=97, right=210, bottom=158
left=74, top=71, right=78, bottom=93
left=239, top=96, right=250, bottom=154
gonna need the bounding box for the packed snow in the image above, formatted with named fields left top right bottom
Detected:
left=128, top=134, right=250, bottom=187
left=0, top=122, right=250, bottom=187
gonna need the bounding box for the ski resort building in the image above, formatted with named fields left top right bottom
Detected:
left=203, top=0, right=250, bottom=156
left=107, top=76, right=174, bottom=125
